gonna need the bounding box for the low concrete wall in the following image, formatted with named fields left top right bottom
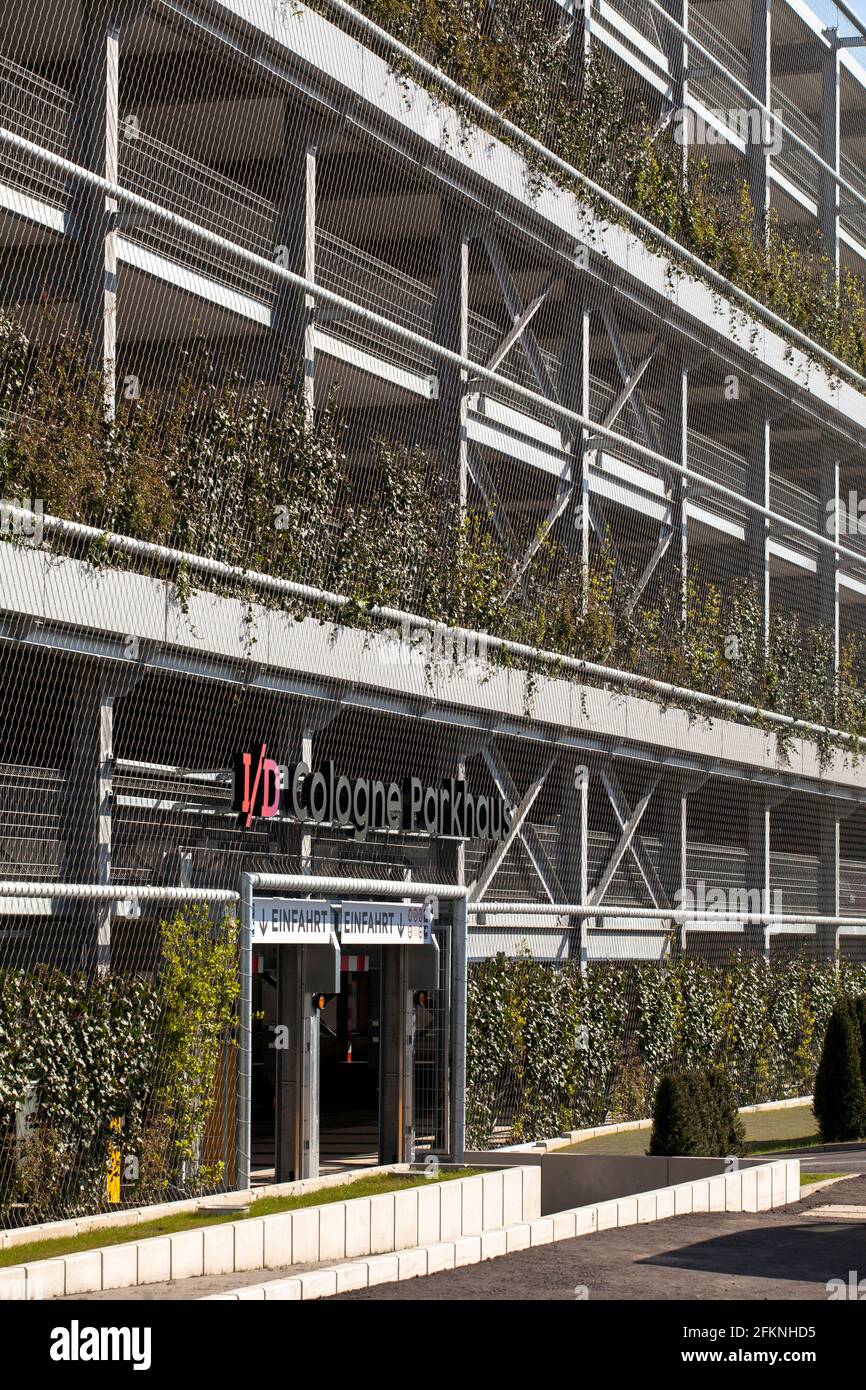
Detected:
left=206, top=1158, right=801, bottom=1300
left=466, top=1151, right=784, bottom=1216
left=0, top=1167, right=538, bottom=1300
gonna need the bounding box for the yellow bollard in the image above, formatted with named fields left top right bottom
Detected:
left=106, top=1118, right=122, bottom=1204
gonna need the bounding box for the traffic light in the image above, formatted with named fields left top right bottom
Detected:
left=413, top=990, right=429, bottom=1007
left=312, top=992, right=332, bottom=1011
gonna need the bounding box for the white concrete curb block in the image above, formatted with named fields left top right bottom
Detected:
left=204, top=1158, right=800, bottom=1301
left=0, top=1168, right=539, bottom=1300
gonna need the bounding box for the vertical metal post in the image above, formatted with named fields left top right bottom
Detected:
left=379, top=944, right=413, bottom=1164
left=307, top=966, right=321, bottom=1177
left=662, top=0, right=689, bottom=184
left=300, top=727, right=314, bottom=873
left=275, top=944, right=294, bottom=1181
left=579, top=765, right=589, bottom=971
left=559, top=759, right=588, bottom=968
left=668, top=355, right=689, bottom=624
left=436, top=200, right=470, bottom=519
left=574, top=0, right=592, bottom=66
left=96, top=692, right=113, bottom=972
left=60, top=677, right=122, bottom=971
left=74, top=0, right=119, bottom=415
left=748, top=398, right=770, bottom=655
left=819, top=440, right=840, bottom=674
left=660, top=773, right=687, bottom=955
left=559, top=276, right=590, bottom=577
left=658, top=349, right=689, bottom=625
left=820, top=35, right=841, bottom=281
left=276, top=945, right=319, bottom=1181
left=747, top=788, right=771, bottom=958
left=236, top=873, right=253, bottom=1192
left=449, top=893, right=468, bottom=1163
left=455, top=750, right=467, bottom=892
left=274, top=116, right=318, bottom=405
left=818, top=804, right=841, bottom=964
left=748, top=0, right=771, bottom=242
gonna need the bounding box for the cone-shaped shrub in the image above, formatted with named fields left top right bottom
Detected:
left=649, top=1073, right=704, bottom=1156
left=705, top=1070, right=746, bottom=1156
left=853, top=995, right=866, bottom=1097
left=649, top=1069, right=746, bottom=1156
left=813, top=1000, right=866, bottom=1143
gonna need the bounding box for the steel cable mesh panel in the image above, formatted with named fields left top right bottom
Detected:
left=464, top=940, right=864, bottom=1149
left=0, top=889, right=240, bottom=1225
left=0, top=0, right=862, bottom=1201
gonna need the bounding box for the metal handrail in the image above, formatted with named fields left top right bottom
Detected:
left=119, top=126, right=275, bottom=255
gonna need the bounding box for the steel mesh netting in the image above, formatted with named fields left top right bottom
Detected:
left=463, top=938, right=866, bottom=1150
left=0, top=0, right=862, bottom=1216
left=0, top=886, right=241, bottom=1224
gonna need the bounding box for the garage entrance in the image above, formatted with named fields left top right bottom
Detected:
left=244, top=886, right=449, bottom=1185
left=319, top=950, right=381, bottom=1171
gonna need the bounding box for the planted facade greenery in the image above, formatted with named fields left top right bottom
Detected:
left=0, top=967, right=159, bottom=1224
left=465, top=953, right=862, bottom=1149
left=1, top=320, right=864, bottom=764
left=329, top=0, right=866, bottom=382
left=0, top=907, right=239, bottom=1225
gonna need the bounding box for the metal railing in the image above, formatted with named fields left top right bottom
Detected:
left=772, top=86, right=821, bottom=205
left=119, top=126, right=277, bottom=297
left=689, top=7, right=749, bottom=115
left=0, top=53, right=861, bottom=572
left=594, top=0, right=666, bottom=54
left=0, top=762, right=63, bottom=879
left=0, top=51, right=278, bottom=298
left=0, top=53, right=68, bottom=206
left=316, top=226, right=434, bottom=374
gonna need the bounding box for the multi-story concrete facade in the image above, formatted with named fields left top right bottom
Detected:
left=1, top=0, right=866, bottom=1187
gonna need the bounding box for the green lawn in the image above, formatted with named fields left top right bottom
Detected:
left=561, top=1103, right=820, bottom=1157
left=0, top=1168, right=483, bottom=1270
left=800, top=1173, right=844, bottom=1186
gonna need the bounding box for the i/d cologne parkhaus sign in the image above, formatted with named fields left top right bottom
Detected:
left=234, top=748, right=513, bottom=842
left=251, top=897, right=431, bottom=945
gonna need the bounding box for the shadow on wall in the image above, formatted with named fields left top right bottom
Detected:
left=465, top=1151, right=767, bottom=1215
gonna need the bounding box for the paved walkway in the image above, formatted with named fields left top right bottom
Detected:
left=330, top=1175, right=866, bottom=1301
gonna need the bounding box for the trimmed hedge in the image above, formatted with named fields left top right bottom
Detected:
left=854, top=995, right=866, bottom=1100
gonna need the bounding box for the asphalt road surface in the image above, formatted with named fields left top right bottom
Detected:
left=330, top=1174, right=866, bottom=1301
left=787, top=1144, right=866, bottom=1175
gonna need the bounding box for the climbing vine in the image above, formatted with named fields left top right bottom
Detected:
left=466, top=953, right=866, bottom=1148
left=0, top=906, right=239, bottom=1224
left=324, top=0, right=866, bottom=383
left=1, top=320, right=864, bottom=764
